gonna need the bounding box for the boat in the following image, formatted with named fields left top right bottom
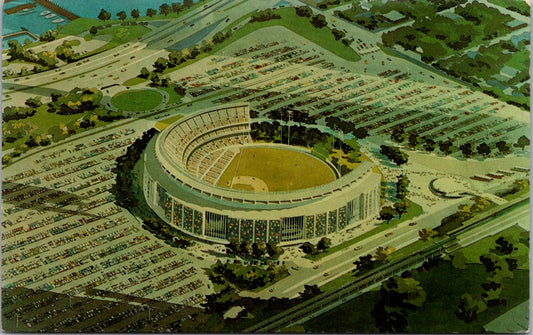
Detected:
left=40, top=10, right=51, bottom=15
left=17, top=9, right=36, bottom=15
left=52, top=18, right=65, bottom=23
left=45, top=13, right=56, bottom=19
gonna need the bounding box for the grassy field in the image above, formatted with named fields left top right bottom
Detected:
left=155, top=114, right=184, bottom=130
left=458, top=225, right=529, bottom=270
left=110, top=89, right=162, bottom=111
left=122, top=77, right=148, bottom=86
left=221, top=7, right=360, bottom=62
left=217, top=147, right=336, bottom=192
left=304, top=223, right=530, bottom=333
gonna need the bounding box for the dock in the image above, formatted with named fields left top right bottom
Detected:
left=32, top=0, right=80, bottom=20
left=3, top=28, right=39, bottom=41
left=4, top=3, right=36, bottom=15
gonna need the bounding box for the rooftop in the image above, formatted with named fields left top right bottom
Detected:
left=381, top=10, right=406, bottom=22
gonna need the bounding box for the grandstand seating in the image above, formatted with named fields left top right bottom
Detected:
left=162, top=106, right=251, bottom=185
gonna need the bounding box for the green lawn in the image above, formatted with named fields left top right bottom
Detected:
left=458, top=225, right=529, bottom=270
left=122, top=77, right=148, bottom=86
left=304, top=240, right=529, bottom=333
left=306, top=199, right=423, bottom=261
left=159, top=86, right=183, bottom=105
left=226, top=8, right=360, bottom=62
left=488, top=0, right=530, bottom=16
left=96, top=25, right=150, bottom=44
left=110, top=89, right=163, bottom=111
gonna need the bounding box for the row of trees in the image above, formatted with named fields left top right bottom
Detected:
left=380, top=145, right=408, bottom=166
left=391, top=128, right=530, bottom=158
left=226, top=240, right=284, bottom=259
left=209, top=261, right=289, bottom=291
left=97, top=0, right=196, bottom=22
left=299, top=237, right=332, bottom=255
left=296, top=5, right=353, bottom=46
left=110, top=128, right=159, bottom=209
left=379, top=174, right=410, bottom=224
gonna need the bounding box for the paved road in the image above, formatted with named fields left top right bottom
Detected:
left=244, top=197, right=529, bottom=332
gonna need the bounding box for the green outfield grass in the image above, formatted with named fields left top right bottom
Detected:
left=217, top=147, right=336, bottom=192
left=110, top=89, right=162, bottom=111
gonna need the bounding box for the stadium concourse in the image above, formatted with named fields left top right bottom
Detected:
left=143, top=104, right=382, bottom=245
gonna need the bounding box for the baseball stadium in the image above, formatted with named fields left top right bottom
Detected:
left=143, top=103, right=381, bottom=245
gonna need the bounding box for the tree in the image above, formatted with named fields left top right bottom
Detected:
left=266, top=242, right=284, bottom=258
left=153, top=57, right=168, bottom=72
left=424, top=138, right=436, bottom=152
left=439, top=140, right=453, bottom=155
left=372, top=276, right=426, bottom=332
left=514, top=135, right=529, bottom=151
left=160, top=3, right=171, bottom=16
left=495, top=140, right=510, bottom=155
left=226, top=240, right=240, bottom=255
left=311, top=14, right=328, bottom=29
left=131, top=9, right=140, bottom=20
left=139, top=67, right=150, bottom=79
left=25, top=96, right=42, bottom=108
left=394, top=200, right=409, bottom=219
left=476, top=142, right=491, bottom=157
left=352, top=127, right=368, bottom=139
left=146, top=8, right=157, bottom=17
left=459, top=143, right=473, bottom=158
left=396, top=175, right=409, bottom=200
left=332, top=28, right=345, bottom=41
left=7, top=40, right=24, bottom=61
left=418, top=228, right=438, bottom=242
left=239, top=241, right=252, bottom=257
left=317, top=237, right=331, bottom=253
left=374, top=246, right=395, bottom=263
left=98, top=9, right=111, bottom=21
left=451, top=251, right=468, bottom=269
left=299, top=242, right=317, bottom=255
left=353, top=254, right=375, bottom=275
left=408, top=133, right=421, bottom=148
left=379, top=206, right=396, bottom=224
left=89, top=26, right=98, bottom=36
left=300, top=284, right=321, bottom=299
left=391, top=128, right=405, bottom=143
left=380, top=145, right=408, bottom=165
left=116, top=11, right=127, bottom=21
left=171, top=3, right=183, bottom=14
left=40, top=29, right=57, bottom=42
left=493, top=237, right=516, bottom=256
left=295, top=6, right=313, bottom=18
left=252, top=242, right=267, bottom=259
left=455, top=293, right=486, bottom=323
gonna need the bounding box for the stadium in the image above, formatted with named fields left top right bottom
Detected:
left=143, top=103, right=381, bottom=245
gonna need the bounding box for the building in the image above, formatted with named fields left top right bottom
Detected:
left=380, top=10, right=408, bottom=24
left=143, top=104, right=381, bottom=245
left=504, top=19, right=527, bottom=31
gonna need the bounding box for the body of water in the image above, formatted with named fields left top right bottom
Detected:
left=3, top=0, right=195, bottom=49
left=3, top=0, right=69, bottom=48
left=51, top=0, right=188, bottom=20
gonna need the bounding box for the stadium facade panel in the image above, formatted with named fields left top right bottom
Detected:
left=143, top=104, right=381, bottom=245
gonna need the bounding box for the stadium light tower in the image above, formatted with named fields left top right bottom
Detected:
left=288, top=110, right=293, bottom=145
left=338, top=128, right=344, bottom=173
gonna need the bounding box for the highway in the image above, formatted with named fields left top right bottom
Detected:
left=243, top=196, right=529, bottom=332
left=2, top=0, right=279, bottom=102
